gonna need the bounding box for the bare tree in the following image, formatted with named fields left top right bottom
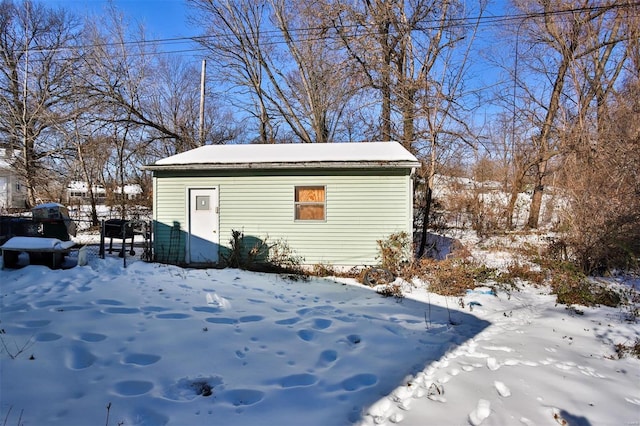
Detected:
left=58, top=82, right=110, bottom=225
left=325, top=0, right=486, bottom=254
left=551, top=2, right=640, bottom=272
left=144, top=55, right=240, bottom=154
left=77, top=4, right=238, bottom=216
left=508, top=0, right=632, bottom=228
left=330, top=0, right=396, bottom=141
left=0, top=0, right=81, bottom=207
left=559, top=76, right=640, bottom=273
left=188, top=0, right=278, bottom=143
left=189, top=0, right=355, bottom=143
left=268, top=0, right=356, bottom=143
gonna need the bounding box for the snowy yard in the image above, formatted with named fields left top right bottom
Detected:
left=1, top=252, right=639, bottom=425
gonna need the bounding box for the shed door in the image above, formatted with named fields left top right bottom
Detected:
left=188, top=188, right=219, bottom=263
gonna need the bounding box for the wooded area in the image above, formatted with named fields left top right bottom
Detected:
left=0, top=0, right=638, bottom=272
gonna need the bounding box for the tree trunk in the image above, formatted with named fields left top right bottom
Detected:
left=400, top=86, right=415, bottom=150
left=417, top=184, right=433, bottom=258
left=23, top=141, right=37, bottom=208
left=381, top=42, right=392, bottom=141
left=418, top=136, right=438, bottom=257
left=527, top=159, right=547, bottom=228
left=505, top=164, right=526, bottom=229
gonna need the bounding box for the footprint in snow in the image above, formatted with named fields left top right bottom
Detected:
left=555, top=362, right=573, bottom=371
left=486, top=357, right=500, bottom=371
left=468, top=399, right=491, bottom=425
left=122, top=353, right=161, bottom=366
left=317, top=349, right=338, bottom=368
left=312, top=318, right=332, bottom=330
left=297, top=329, right=316, bottom=341
left=113, top=380, right=154, bottom=396
left=78, top=332, right=107, bottom=342
left=206, top=293, right=231, bottom=309
left=65, top=342, right=97, bottom=370
left=625, top=397, right=640, bottom=405
left=155, top=312, right=190, bottom=319
left=104, top=307, right=140, bottom=314
left=277, top=373, right=318, bottom=388
left=35, top=332, right=62, bottom=342
left=275, top=317, right=301, bottom=326
left=19, top=319, right=51, bottom=328
left=341, top=373, right=377, bottom=391
left=494, top=381, right=511, bottom=397
left=484, top=345, right=513, bottom=352
left=94, top=299, right=124, bottom=306
left=577, top=366, right=605, bottom=378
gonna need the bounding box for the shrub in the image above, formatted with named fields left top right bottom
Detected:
left=223, top=230, right=244, bottom=268
left=406, top=257, right=548, bottom=297
left=410, top=258, right=481, bottom=297
left=266, top=239, right=304, bottom=272
left=222, top=229, right=303, bottom=273
left=556, top=124, right=640, bottom=276
left=376, top=284, right=404, bottom=300
left=546, top=263, right=622, bottom=307
left=496, top=262, right=546, bottom=288
left=376, top=232, right=412, bottom=274
left=312, top=263, right=337, bottom=277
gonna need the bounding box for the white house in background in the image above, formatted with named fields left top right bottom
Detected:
left=65, top=181, right=143, bottom=204
left=0, top=148, right=28, bottom=212
left=114, top=183, right=143, bottom=201
left=66, top=181, right=106, bottom=204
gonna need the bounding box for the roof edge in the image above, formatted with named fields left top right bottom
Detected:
left=143, top=160, right=420, bottom=172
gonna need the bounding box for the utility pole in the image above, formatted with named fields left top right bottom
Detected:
left=22, top=1, right=33, bottom=208
left=199, top=59, right=206, bottom=146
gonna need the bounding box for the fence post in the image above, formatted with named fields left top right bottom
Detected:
left=121, top=222, right=127, bottom=268
left=99, top=219, right=105, bottom=259
left=148, top=220, right=153, bottom=262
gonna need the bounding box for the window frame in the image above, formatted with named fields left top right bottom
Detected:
left=294, top=185, right=326, bottom=222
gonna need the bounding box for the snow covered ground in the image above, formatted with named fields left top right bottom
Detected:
left=1, top=249, right=639, bottom=425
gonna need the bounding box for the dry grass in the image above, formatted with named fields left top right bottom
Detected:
left=404, top=258, right=488, bottom=296
left=613, top=339, right=640, bottom=359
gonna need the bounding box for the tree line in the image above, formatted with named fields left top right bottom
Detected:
left=0, top=0, right=638, bottom=271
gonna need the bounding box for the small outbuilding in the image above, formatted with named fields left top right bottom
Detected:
left=144, top=142, right=419, bottom=268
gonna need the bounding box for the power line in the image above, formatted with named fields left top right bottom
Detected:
left=10, top=1, right=640, bottom=58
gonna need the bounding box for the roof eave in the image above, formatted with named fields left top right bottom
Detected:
left=143, top=160, right=420, bottom=172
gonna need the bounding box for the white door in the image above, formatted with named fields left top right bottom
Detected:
left=188, top=188, right=219, bottom=263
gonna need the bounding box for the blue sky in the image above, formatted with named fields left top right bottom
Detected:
left=51, top=0, right=508, bottom=43
left=48, top=0, right=195, bottom=39
left=47, top=0, right=510, bottom=136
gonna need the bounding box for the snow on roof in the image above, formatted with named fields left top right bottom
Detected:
left=68, top=181, right=102, bottom=191
left=33, top=202, right=65, bottom=209
left=147, top=142, right=419, bottom=170
left=114, top=184, right=142, bottom=195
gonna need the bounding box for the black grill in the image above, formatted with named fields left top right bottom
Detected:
left=104, top=219, right=134, bottom=238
